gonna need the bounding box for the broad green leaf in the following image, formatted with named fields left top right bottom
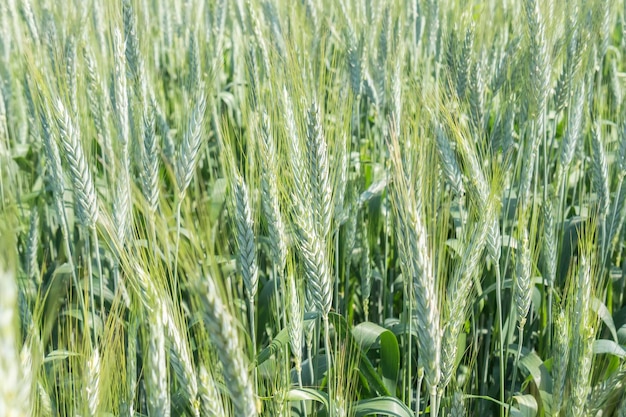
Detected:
left=43, top=349, right=80, bottom=363
left=329, top=313, right=391, bottom=396
left=354, top=397, right=413, bottom=417
left=358, top=178, right=388, bottom=206
left=592, top=297, right=618, bottom=342
left=519, top=347, right=552, bottom=391
left=255, top=327, right=289, bottom=366
left=445, top=239, right=463, bottom=257
left=287, top=388, right=329, bottom=408
left=353, top=322, right=400, bottom=394
left=593, top=339, right=626, bottom=358
left=510, top=394, right=538, bottom=417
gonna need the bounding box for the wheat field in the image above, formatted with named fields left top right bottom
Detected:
left=0, top=0, right=625, bottom=416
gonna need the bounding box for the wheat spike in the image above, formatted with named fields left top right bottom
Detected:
left=233, top=171, right=258, bottom=301
left=306, top=100, right=332, bottom=238
left=53, top=98, right=99, bottom=228
left=200, top=274, right=257, bottom=417
left=176, top=88, right=207, bottom=198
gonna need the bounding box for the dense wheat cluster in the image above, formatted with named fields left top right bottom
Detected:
left=1, top=0, right=626, bottom=416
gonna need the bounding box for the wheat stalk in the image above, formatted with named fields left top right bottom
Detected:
left=126, top=312, right=138, bottom=417
left=359, top=218, right=371, bottom=321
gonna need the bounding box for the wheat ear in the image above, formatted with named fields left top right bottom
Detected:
left=388, top=127, right=440, bottom=413
left=200, top=274, right=257, bottom=417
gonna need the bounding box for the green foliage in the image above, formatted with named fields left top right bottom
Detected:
left=0, top=0, right=625, bottom=416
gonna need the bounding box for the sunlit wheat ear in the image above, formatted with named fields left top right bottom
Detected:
left=345, top=29, right=362, bottom=98
left=145, top=305, right=170, bottom=417
left=541, top=198, right=557, bottom=287
left=200, top=275, right=257, bottom=417
left=514, top=226, right=532, bottom=329
left=286, top=272, right=304, bottom=376
left=567, top=256, right=593, bottom=417
left=83, top=47, right=112, bottom=166
left=20, top=0, right=39, bottom=45
left=168, top=335, right=199, bottom=417
left=248, top=6, right=271, bottom=78
left=53, top=98, right=99, bottom=228
left=441, top=207, right=490, bottom=390
left=388, top=128, right=440, bottom=402
left=524, top=0, right=549, bottom=117
left=567, top=324, right=594, bottom=417
left=588, top=368, right=626, bottom=416
left=456, top=25, right=474, bottom=100
left=434, top=123, right=464, bottom=196
left=85, top=347, right=100, bottom=417
left=123, top=0, right=145, bottom=99
left=187, top=30, right=200, bottom=92
left=142, top=100, right=159, bottom=214
left=232, top=170, right=258, bottom=301
left=198, top=365, right=226, bottom=417
left=591, top=124, right=609, bottom=220
left=258, top=111, right=287, bottom=273
left=295, top=210, right=332, bottom=318
left=112, top=27, right=129, bottom=150
left=283, top=87, right=308, bottom=199
left=558, top=81, right=584, bottom=176
left=39, top=108, right=63, bottom=194
left=113, top=169, right=131, bottom=245
left=306, top=100, right=332, bottom=238
left=176, top=88, right=207, bottom=199
left=469, top=52, right=485, bottom=130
